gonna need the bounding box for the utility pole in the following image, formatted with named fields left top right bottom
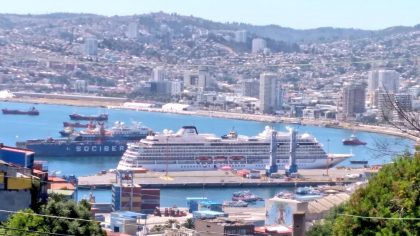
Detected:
left=326, top=139, right=330, bottom=176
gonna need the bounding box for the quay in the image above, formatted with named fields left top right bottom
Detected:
left=77, top=168, right=375, bottom=189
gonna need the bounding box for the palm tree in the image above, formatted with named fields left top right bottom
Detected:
left=165, top=219, right=180, bottom=229
left=182, top=218, right=195, bottom=229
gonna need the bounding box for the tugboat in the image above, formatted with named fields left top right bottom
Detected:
left=342, top=134, right=366, bottom=145
left=2, top=107, right=39, bottom=116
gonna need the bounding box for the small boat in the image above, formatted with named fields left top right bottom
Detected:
left=63, top=122, right=96, bottom=128
left=275, top=191, right=294, bottom=199
left=294, top=187, right=323, bottom=201
left=223, top=200, right=248, bottom=207
left=342, top=134, right=366, bottom=145
left=350, top=160, right=368, bottom=165
left=69, top=113, right=108, bottom=121
left=2, top=107, right=39, bottom=116
left=232, top=190, right=262, bottom=202
left=59, top=127, right=75, bottom=137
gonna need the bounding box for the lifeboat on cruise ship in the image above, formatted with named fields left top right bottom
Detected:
left=196, top=156, right=213, bottom=163
left=230, top=156, right=245, bottom=161
left=214, top=156, right=227, bottom=162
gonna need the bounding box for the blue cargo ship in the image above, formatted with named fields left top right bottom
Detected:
left=16, top=122, right=153, bottom=157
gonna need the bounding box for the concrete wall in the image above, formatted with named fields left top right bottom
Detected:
left=0, top=190, right=31, bottom=221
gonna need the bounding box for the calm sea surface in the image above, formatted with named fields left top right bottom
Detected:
left=0, top=101, right=414, bottom=206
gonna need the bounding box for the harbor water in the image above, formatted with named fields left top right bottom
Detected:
left=0, top=101, right=414, bottom=206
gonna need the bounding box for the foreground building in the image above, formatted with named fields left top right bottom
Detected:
left=195, top=218, right=255, bottom=236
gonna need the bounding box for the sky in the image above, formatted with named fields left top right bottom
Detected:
left=0, top=0, right=419, bottom=30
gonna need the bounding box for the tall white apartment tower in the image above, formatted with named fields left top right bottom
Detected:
left=84, top=37, right=98, bottom=56
left=235, top=30, right=247, bottom=43
left=252, top=38, right=267, bottom=53
left=259, top=73, right=283, bottom=114
left=127, top=22, right=139, bottom=39
left=152, top=67, right=166, bottom=82
left=368, top=70, right=399, bottom=93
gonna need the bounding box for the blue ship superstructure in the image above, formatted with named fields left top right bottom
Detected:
left=16, top=122, right=153, bottom=157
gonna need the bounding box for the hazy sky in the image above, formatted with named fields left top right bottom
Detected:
left=0, top=0, right=419, bottom=29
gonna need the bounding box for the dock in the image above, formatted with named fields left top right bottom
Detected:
left=77, top=168, right=375, bottom=189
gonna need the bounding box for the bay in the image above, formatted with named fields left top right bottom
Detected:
left=0, top=101, right=414, bottom=206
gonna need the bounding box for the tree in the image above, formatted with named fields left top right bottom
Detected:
left=1, top=209, right=48, bottom=236
left=306, top=206, right=344, bottom=236
left=2, top=194, right=105, bottom=236
left=182, top=218, right=195, bottom=229
left=307, top=155, right=419, bottom=235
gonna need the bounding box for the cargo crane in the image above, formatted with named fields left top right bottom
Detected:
left=285, top=128, right=298, bottom=177
left=265, top=130, right=278, bottom=176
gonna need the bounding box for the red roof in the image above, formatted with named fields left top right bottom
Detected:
left=105, top=229, right=131, bottom=236
left=255, top=225, right=293, bottom=234
left=48, top=176, right=67, bottom=182
left=49, top=183, right=75, bottom=190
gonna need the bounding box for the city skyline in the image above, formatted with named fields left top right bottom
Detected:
left=0, top=0, right=419, bottom=30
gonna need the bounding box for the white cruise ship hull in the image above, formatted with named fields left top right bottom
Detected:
left=117, top=154, right=350, bottom=172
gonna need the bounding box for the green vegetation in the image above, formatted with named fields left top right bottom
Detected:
left=308, top=155, right=419, bottom=235
left=183, top=218, right=195, bottom=229
left=1, top=194, right=105, bottom=236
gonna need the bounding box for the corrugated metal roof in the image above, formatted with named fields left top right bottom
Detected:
left=307, top=193, right=350, bottom=214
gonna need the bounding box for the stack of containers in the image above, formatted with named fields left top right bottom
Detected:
left=199, top=201, right=223, bottom=212
left=112, top=183, right=142, bottom=212
left=140, top=188, right=160, bottom=214
left=186, top=197, right=208, bottom=213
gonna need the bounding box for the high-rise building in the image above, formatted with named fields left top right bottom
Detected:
left=240, top=79, right=259, bottom=98
left=395, top=93, right=412, bottom=112
left=74, top=80, right=87, bottom=93
left=252, top=38, right=266, bottom=53
left=152, top=67, right=166, bottom=82
left=234, top=30, right=247, bottom=43
left=126, top=22, right=139, bottom=39
left=197, top=67, right=215, bottom=91
left=367, top=71, right=379, bottom=93
left=170, top=80, right=183, bottom=96
left=377, top=92, right=394, bottom=121
left=183, top=72, right=198, bottom=88
left=367, top=70, right=399, bottom=93
left=342, top=83, right=366, bottom=118
left=84, top=37, right=98, bottom=56
left=259, top=73, right=283, bottom=114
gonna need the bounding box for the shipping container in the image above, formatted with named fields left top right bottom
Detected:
left=0, top=146, right=34, bottom=169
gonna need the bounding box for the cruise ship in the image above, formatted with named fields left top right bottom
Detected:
left=117, top=126, right=352, bottom=171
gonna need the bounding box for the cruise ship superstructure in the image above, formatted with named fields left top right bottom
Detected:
left=117, top=126, right=351, bottom=171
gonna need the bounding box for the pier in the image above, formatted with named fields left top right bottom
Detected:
left=77, top=168, right=375, bottom=189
